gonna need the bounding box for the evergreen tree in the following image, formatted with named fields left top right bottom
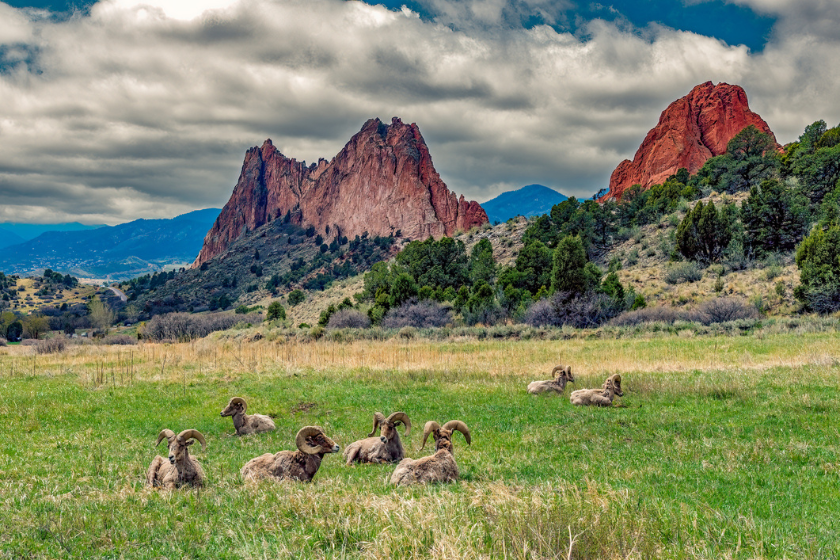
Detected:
left=267, top=301, right=286, bottom=321
left=550, top=235, right=588, bottom=295
left=741, top=179, right=810, bottom=255
left=795, top=224, right=840, bottom=313
left=468, top=238, right=496, bottom=284
left=676, top=201, right=733, bottom=263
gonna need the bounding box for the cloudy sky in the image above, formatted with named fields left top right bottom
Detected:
left=1, top=0, right=839, bottom=225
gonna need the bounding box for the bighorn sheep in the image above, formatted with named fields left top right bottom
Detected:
left=389, top=420, right=470, bottom=485
left=344, top=411, right=411, bottom=465
left=527, top=365, right=575, bottom=394
left=240, top=426, right=339, bottom=483
left=146, top=429, right=207, bottom=489
left=570, top=374, right=624, bottom=406
left=220, top=397, right=276, bottom=436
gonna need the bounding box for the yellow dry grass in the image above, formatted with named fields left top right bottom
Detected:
left=4, top=332, right=838, bottom=388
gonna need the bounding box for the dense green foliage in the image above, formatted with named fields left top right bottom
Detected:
left=689, top=126, right=780, bottom=195
left=794, top=225, right=840, bottom=313
left=266, top=301, right=286, bottom=321
left=675, top=201, right=736, bottom=263
left=741, top=179, right=809, bottom=255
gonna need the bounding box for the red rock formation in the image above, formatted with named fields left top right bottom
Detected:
left=194, top=117, right=488, bottom=267
left=601, top=82, right=779, bottom=201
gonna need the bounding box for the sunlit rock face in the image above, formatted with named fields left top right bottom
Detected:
left=194, top=117, right=487, bottom=267
left=601, top=81, right=779, bottom=201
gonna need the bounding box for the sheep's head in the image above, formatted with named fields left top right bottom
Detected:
left=295, top=426, right=340, bottom=455
left=607, top=374, right=623, bottom=397
left=420, top=420, right=471, bottom=454
left=221, top=397, right=247, bottom=417
left=156, top=429, right=206, bottom=465
left=368, top=412, right=411, bottom=443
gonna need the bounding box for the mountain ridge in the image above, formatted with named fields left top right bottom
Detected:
left=482, top=184, right=568, bottom=223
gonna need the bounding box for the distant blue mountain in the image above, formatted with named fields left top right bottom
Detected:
left=0, top=221, right=106, bottom=241
left=0, top=209, right=221, bottom=280
left=0, top=228, right=26, bottom=249
left=481, top=184, right=568, bottom=224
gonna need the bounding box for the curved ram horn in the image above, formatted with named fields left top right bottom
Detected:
left=367, top=412, right=386, bottom=438
left=550, top=365, right=564, bottom=377
left=228, top=397, right=248, bottom=412
left=177, top=429, right=207, bottom=451
left=155, top=429, right=175, bottom=447
left=442, top=420, right=471, bottom=445
left=420, top=421, right=440, bottom=451
left=564, top=366, right=574, bottom=380
left=295, top=426, right=323, bottom=455
left=610, top=374, right=623, bottom=396
left=387, top=412, right=411, bottom=436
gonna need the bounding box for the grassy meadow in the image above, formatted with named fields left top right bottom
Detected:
left=1, top=332, right=839, bottom=558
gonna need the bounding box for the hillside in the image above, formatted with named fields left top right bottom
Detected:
left=127, top=213, right=403, bottom=317
left=0, top=222, right=105, bottom=241
left=481, top=184, right=568, bottom=223
left=0, top=209, right=220, bottom=281
left=0, top=228, right=25, bottom=249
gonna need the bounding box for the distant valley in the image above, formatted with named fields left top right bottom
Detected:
left=0, top=209, right=220, bottom=281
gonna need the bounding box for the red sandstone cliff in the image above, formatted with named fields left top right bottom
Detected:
left=601, top=82, right=779, bottom=201
left=194, top=117, right=488, bottom=267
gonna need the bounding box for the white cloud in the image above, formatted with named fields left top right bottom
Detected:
left=0, top=0, right=838, bottom=226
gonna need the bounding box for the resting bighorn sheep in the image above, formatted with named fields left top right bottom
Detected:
left=389, top=420, right=470, bottom=485
left=570, top=374, right=624, bottom=407
left=344, top=411, right=411, bottom=465
left=220, top=397, right=276, bottom=436
left=240, top=426, right=339, bottom=482
left=527, top=365, right=575, bottom=394
left=146, top=429, right=207, bottom=489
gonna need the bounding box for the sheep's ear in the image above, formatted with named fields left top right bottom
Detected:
left=186, top=440, right=194, bottom=446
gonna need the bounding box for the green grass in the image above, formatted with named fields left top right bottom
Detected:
left=1, top=334, right=839, bottom=558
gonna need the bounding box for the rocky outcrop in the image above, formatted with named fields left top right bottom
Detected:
left=602, top=82, right=779, bottom=201
left=194, top=117, right=487, bottom=267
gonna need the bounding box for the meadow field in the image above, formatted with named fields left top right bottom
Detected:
left=1, top=331, right=839, bottom=559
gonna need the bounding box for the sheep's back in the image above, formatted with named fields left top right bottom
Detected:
left=390, top=451, right=458, bottom=485
left=527, top=380, right=562, bottom=394
left=241, top=451, right=313, bottom=482
left=248, top=414, right=276, bottom=434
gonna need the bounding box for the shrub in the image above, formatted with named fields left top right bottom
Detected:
left=288, top=290, right=306, bottom=306
left=692, top=297, right=759, bottom=325
left=100, top=334, right=137, bottom=345
left=611, top=306, right=688, bottom=326
left=327, top=309, right=371, bottom=329
left=398, top=326, right=417, bottom=339
left=524, top=291, right=624, bottom=329
left=36, top=336, right=66, bottom=354
left=381, top=300, right=453, bottom=329
left=663, top=261, right=702, bottom=284
left=267, top=301, right=286, bottom=321
left=309, top=325, right=325, bottom=340
left=0, top=336, right=6, bottom=346
left=143, top=312, right=262, bottom=341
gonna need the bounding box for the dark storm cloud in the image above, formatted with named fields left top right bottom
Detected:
left=0, top=0, right=838, bottom=225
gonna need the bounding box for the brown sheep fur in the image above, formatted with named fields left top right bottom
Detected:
left=570, top=374, right=624, bottom=407
left=344, top=411, right=411, bottom=465
left=389, top=420, right=470, bottom=485
left=146, top=429, right=206, bottom=489
left=527, top=365, right=575, bottom=394
left=220, top=397, right=276, bottom=436
left=240, top=426, right=339, bottom=483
